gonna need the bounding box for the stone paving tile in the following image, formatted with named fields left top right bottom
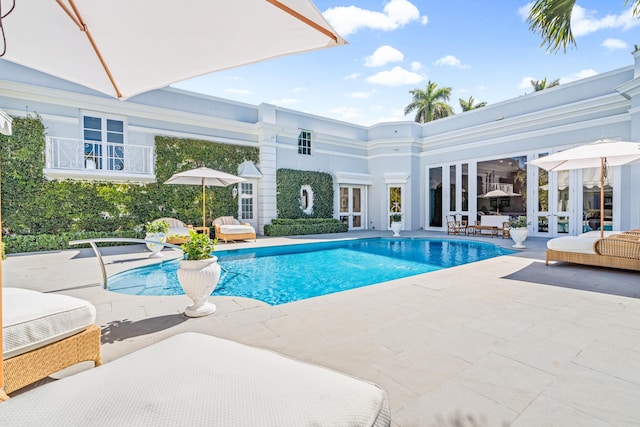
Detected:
left=511, top=395, right=614, bottom=427
left=573, top=340, right=640, bottom=385
left=455, top=352, right=555, bottom=413
left=544, top=362, right=640, bottom=427
left=594, top=324, right=640, bottom=353
left=394, top=380, right=517, bottom=427
left=527, top=317, right=601, bottom=348
left=493, top=334, right=581, bottom=376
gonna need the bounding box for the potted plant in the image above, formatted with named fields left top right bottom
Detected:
left=144, top=220, right=169, bottom=258
left=508, top=216, right=529, bottom=249
left=390, top=213, right=402, bottom=237
left=177, top=230, right=220, bottom=317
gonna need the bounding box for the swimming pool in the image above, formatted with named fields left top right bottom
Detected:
left=109, top=238, right=513, bottom=305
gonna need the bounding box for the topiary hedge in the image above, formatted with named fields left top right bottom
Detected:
left=276, top=169, right=333, bottom=218
left=264, top=218, right=347, bottom=236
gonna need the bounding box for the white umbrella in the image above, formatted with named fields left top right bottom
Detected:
left=0, top=109, right=12, bottom=136
left=529, top=139, right=640, bottom=237
left=165, top=167, right=245, bottom=227
left=0, top=1, right=345, bottom=383
left=0, top=0, right=346, bottom=99
left=480, top=189, right=520, bottom=214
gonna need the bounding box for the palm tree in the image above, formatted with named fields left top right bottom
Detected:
left=531, top=77, right=560, bottom=91
left=459, top=96, right=487, bottom=112
left=404, top=81, right=454, bottom=123
left=527, top=0, right=640, bottom=53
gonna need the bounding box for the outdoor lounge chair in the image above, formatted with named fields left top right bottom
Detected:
left=213, top=216, right=256, bottom=243
left=2, top=288, right=101, bottom=398
left=0, top=332, right=391, bottom=426
left=546, top=231, right=640, bottom=271
left=153, top=217, right=193, bottom=244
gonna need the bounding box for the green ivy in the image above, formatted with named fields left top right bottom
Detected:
left=276, top=169, right=334, bottom=218
left=0, top=117, right=258, bottom=254
left=264, top=218, right=347, bottom=236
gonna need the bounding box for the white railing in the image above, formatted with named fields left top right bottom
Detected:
left=45, top=137, right=154, bottom=175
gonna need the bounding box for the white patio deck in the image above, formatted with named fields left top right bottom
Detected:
left=4, top=231, right=640, bottom=426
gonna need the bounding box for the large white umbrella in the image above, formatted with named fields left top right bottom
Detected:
left=0, top=0, right=346, bottom=99
left=529, top=139, right=640, bottom=237
left=0, top=0, right=345, bottom=394
left=165, top=167, right=245, bottom=227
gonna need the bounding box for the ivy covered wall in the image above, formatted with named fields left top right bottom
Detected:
left=276, top=168, right=334, bottom=218
left=0, top=116, right=259, bottom=252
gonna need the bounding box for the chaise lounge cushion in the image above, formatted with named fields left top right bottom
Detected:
left=0, top=332, right=391, bottom=426
left=3, top=288, right=96, bottom=359
left=547, top=236, right=596, bottom=254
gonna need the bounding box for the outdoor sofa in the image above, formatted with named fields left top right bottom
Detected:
left=546, top=230, right=640, bottom=271
left=0, top=332, right=391, bottom=426
left=2, top=288, right=101, bottom=398
left=213, top=216, right=256, bottom=243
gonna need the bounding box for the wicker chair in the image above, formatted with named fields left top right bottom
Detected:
left=546, top=234, right=640, bottom=271
left=2, top=288, right=102, bottom=399
left=213, top=217, right=256, bottom=243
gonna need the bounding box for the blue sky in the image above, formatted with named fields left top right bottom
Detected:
left=173, top=1, right=640, bottom=126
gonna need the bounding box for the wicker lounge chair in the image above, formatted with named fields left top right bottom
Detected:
left=546, top=233, right=640, bottom=271
left=213, top=216, right=256, bottom=243
left=446, top=215, right=468, bottom=235
left=153, top=217, right=193, bottom=244
left=2, top=288, right=101, bottom=399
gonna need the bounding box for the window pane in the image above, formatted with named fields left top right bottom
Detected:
left=352, top=188, right=361, bottom=213
left=450, top=165, right=456, bottom=211
left=83, top=116, right=101, bottom=130
left=429, top=167, right=442, bottom=227
left=84, top=129, right=102, bottom=141
left=107, top=119, right=123, bottom=133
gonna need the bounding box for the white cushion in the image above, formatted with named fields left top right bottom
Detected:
left=219, top=224, right=255, bottom=235
left=479, top=215, right=509, bottom=228
left=3, top=288, right=96, bottom=359
left=168, top=226, right=191, bottom=237
left=0, top=332, right=391, bottom=427
left=578, top=230, right=619, bottom=239
left=547, top=236, right=596, bottom=254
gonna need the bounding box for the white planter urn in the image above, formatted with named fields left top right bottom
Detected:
left=177, top=257, right=221, bottom=317
left=145, top=232, right=166, bottom=258
left=510, top=227, right=528, bottom=249
left=390, top=221, right=402, bottom=237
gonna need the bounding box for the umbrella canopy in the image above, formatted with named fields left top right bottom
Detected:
left=480, top=189, right=520, bottom=214
left=165, top=167, right=245, bottom=227
left=529, top=139, right=640, bottom=237
left=0, top=0, right=346, bottom=99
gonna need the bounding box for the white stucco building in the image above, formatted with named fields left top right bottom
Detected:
left=2, top=52, right=640, bottom=237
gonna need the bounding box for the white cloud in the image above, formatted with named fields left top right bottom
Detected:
left=410, top=61, right=423, bottom=71
left=370, top=105, right=384, bottom=111
left=291, top=87, right=304, bottom=93
left=602, top=38, right=627, bottom=51
left=346, top=91, right=371, bottom=99
left=323, top=0, right=427, bottom=36
left=225, top=88, right=251, bottom=95
left=330, top=106, right=365, bottom=120
left=269, top=98, right=298, bottom=106
left=365, top=45, right=404, bottom=67
left=343, top=73, right=361, bottom=80
left=517, top=3, right=532, bottom=20
left=518, top=76, right=535, bottom=90
left=433, top=55, right=468, bottom=69
left=365, top=66, right=424, bottom=86
left=559, top=69, right=597, bottom=84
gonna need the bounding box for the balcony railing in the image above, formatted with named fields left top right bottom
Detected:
left=45, top=137, right=154, bottom=180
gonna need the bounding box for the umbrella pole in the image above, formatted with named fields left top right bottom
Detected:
left=600, top=157, right=605, bottom=239
left=202, top=180, right=206, bottom=228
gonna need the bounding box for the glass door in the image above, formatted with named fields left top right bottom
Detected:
left=444, top=164, right=470, bottom=226
left=387, top=185, right=403, bottom=230
left=238, top=182, right=258, bottom=230
left=339, top=186, right=365, bottom=230
left=428, top=167, right=443, bottom=228
left=533, top=153, right=573, bottom=237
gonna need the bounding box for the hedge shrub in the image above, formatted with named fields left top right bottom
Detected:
left=276, top=169, right=333, bottom=218
left=264, top=218, right=347, bottom=236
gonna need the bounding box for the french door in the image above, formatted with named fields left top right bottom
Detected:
left=533, top=152, right=573, bottom=237
left=339, top=186, right=365, bottom=230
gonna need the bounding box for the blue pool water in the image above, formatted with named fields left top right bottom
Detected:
left=109, top=238, right=513, bottom=305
